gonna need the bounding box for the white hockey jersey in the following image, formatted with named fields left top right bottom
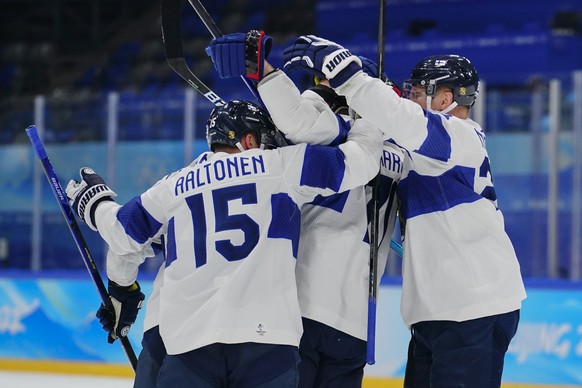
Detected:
left=258, top=71, right=403, bottom=340
left=337, top=72, right=527, bottom=326
left=96, top=126, right=382, bottom=355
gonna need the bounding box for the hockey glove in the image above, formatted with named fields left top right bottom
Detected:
left=65, top=167, right=116, bottom=231
left=282, top=35, right=362, bottom=88
left=97, top=280, right=145, bottom=344
left=358, top=55, right=385, bottom=80
left=205, top=30, right=273, bottom=80
left=357, top=55, right=402, bottom=96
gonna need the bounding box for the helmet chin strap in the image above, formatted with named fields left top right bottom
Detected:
left=236, top=142, right=245, bottom=152
left=427, top=100, right=458, bottom=114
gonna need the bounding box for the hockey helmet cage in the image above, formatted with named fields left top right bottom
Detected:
left=206, top=100, right=286, bottom=151
left=403, top=54, right=479, bottom=108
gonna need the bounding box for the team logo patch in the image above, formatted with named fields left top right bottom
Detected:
left=228, top=130, right=236, bottom=139
left=459, top=87, right=467, bottom=96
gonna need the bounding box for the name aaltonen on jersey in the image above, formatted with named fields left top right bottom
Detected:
left=174, top=154, right=268, bottom=196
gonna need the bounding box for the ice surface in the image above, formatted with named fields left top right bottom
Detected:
left=0, top=371, right=133, bottom=388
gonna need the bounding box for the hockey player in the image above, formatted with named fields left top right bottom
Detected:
left=281, top=35, right=527, bottom=388
left=66, top=99, right=384, bottom=387
left=206, top=31, right=403, bottom=387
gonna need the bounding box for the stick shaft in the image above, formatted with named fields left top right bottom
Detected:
left=26, top=125, right=138, bottom=371
left=367, top=0, right=387, bottom=366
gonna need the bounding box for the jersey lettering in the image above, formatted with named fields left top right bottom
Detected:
left=478, top=156, right=498, bottom=203
left=380, top=149, right=403, bottom=174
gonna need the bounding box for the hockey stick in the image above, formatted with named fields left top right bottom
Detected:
left=185, top=0, right=266, bottom=108
left=26, top=125, right=138, bottom=372
left=366, top=0, right=387, bottom=366
left=161, top=0, right=225, bottom=106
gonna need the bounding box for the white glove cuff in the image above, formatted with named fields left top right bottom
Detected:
left=322, top=49, right=362, bottom=80
left=77, top=184, right=117, bottom=231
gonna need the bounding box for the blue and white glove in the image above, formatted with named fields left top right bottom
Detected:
left=358, top=55, right=402, bottom=95
left=65, top=167, right=116, bottom=231
left=358, top=55, right=385, bottom=80
left=206, top=30, right=273, bottom=80
left=96, top=280, right=145, bottom=344
left=282, top=35, right=362, bottom=88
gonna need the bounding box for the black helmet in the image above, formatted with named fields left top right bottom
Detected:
left=308, top=84, right=349, bottom=115
left=206, top=100, right=286, bottom=151
left=403, top=54, right=479, bottom=108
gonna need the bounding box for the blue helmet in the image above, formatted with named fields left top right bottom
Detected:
left=206, top=100, right=286, bottom=151
left=403, top=54, right=479, bottom=108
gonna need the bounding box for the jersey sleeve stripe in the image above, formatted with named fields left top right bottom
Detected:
left=116, top=195, right=163, bottom=244
left=399, top=166, right=482, bottom=219
left=300, top=144, right=345, bottom=191
left=416, top=113, right=452, bottom=162
left=326, top=115, right=351, bottom=146
left=268, top=193, right=301, bottom=258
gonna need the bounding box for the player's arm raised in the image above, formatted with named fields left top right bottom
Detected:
left=277, top=116, right=384, bottom=205
left=206, top=30, right=344, bottom=145
left=282, top=35, right=429, bottom=150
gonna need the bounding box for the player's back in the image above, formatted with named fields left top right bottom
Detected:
left=394, top=113, right=526, bottom=326
left=142, top=129, right=382, bottom=354
left=296, top=136, right=403, bottom=340
left=155, top=149, right=305, bottom=354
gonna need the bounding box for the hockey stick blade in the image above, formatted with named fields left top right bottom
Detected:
left=26, top=125, right=138, bottom=372
left=168, top=57, right=225, bottom=106
left=162, top=0, right=225, bottom=106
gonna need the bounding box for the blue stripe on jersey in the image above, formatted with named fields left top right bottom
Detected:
left=152, top=236, right=165, bottom=259
left=268, top=193, right=301, bottom=258
left=300, top=144, right=345, bottom=191
left=309, top=191, right=349, bottom=212
left=165, top=217, right=177, bottom=267
left=398, top=165, right=482, bottom=220
left=116, top=195, right=163, bottom=243
left=327, top=115, right=351, bottom=146
left=416, top=112, right=451, bottom=162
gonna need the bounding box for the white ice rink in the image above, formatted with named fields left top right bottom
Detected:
left=0, top=371, right=134, bottom=388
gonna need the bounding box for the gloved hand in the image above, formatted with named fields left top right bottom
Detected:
left=357, top=55, right=402, bottom=96
left=96, top=280, right=145, bottom=344
left=358, top=55, right=385, bottom=80
left=205, top=30, right=273, bottom=80
left=65, top=167, right=116, bottom=231
left=282, top=35, right=362, bottom=88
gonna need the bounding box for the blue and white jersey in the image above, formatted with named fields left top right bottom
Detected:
left=338, top=72, right=526, bottom=326
left=259, top=71, right=402, bottom=340
left=96, top=126, right=382, bottom=355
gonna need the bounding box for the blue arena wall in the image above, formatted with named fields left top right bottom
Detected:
left=0, top=133, right=578, bottom=277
